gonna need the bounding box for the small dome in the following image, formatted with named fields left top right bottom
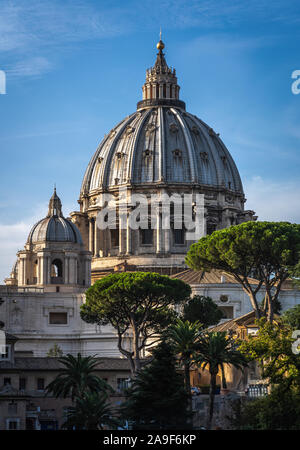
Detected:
left=27, top=189, right=83, bottom=244
left=28, top=216, right=82, bottom=244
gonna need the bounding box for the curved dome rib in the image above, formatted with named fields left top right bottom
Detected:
left=80, top=106, right=244, bottom=193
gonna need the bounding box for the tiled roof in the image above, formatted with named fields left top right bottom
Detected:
left=0, top=357, right=131, bottom=371
left=207, top=311, right=255, bottom=333
left=170, top=268, right=259, bottom=285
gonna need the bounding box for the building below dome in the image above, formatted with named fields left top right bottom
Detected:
left=1, top=190, right=123, bottom=358
left=71, top=39, right=256, bottom=279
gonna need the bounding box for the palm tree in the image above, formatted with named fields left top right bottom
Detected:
left=45, top=353, right=113, bottom=401
left=62, top=391, right=120, bottom=430
left=195, top=332, right=247, bottom=430
left=167, top=319, right=203, bottom=397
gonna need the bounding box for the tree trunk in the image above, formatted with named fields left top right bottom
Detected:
left=184, top=362, right=193, bottom=427
left=265, top=286, right=274, bottom=323
left=132, top=322, right=141, bottom=375
left=116, top=330, right=136, bottom=376
left=184, top=362, right=191, bottom=394
left=206, top=370, right=217, bottom=430
left=221, top=364, right=227, bottom=389
left=249, top=292, right=261, bottom=319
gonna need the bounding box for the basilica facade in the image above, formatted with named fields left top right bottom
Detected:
left=1, top=38, right=298, bottom=361
left=70, top=37, right=256, bottom=279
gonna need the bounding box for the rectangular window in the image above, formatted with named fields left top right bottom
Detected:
left=110, top=229, right=119, bottom=248
left=4, top=377, right=11, bottom=386
left=49, top=312, right=67, bottom=325
left=19, top=378, right=26, bottom=390
left=219, top=306, right=234, bottom=319
left=1, top=345, right=11, bottom=360
left=37, top=378, right=45, bottom=390
left=8, top=402, right=17, bottom=414
left=7, top=420, right=18, bottom=430
left=117, top=378, right=131, bottom=393
left=174, top=228, right=185, bottom=245
left=141, top=228, right=153, bottom=246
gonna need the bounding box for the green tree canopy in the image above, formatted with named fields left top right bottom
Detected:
left=121, top=341, right=190, bottom=430
left=45, top=353, right=112, bottom=401
left=282, top=304, right=300, bottom=330
left=62, top=392, right=119, bottom=430
left=186, top=221, right=300, bottom=322
left=166, top=319, right=203, bottom=398
left=239, top=318, right=300, bottom=390
left=80, top=272, right=191, bottom=375
left=230, top=387, right=300, bottom=430
left=195, top=331, right=247, bottom=430
left=182, top=295, right=224, bottom=328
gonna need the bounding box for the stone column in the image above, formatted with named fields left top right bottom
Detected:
left=164, top=228, right=170, bottom=254
left=41, top=255, right=48, bottom=285
left=159, top=84, right=163, bottom=99
left=23, top=257, right=27, bottom=285
left=70, top=257, right=76, bottom=284
left=46, top=256, right=51, bottom=284
left=94, top=219, right=99, bottom=257
left=19, top=258, right=25, bottom=285
left=126, top=207, right=133, bottom=255
left=89, top=218, right=94, bottom=255
left=64, top=257, right=69, bottom=284
left=37, top=256, right=42, bottom=285
left=119, top=207, right=127, bottom=255
left=166, top=83, right=170, bottom=98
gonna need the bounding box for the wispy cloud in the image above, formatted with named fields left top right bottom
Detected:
left=0, top=0, right=129, bottom=78
left=7, top=56, right=52, bottom=78
left=0, top=0, right=125, bottom=52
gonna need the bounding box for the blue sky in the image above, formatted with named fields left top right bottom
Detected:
left=0, top=0, right=300, bottom=282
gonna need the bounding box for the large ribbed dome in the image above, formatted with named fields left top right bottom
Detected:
left=81, top=107, right=243, bottom=194
left=81, top=37, right=243, bottom=196
left=71, top=37, right=255, bottom=277
left=28, top=189, right=82, bottom=244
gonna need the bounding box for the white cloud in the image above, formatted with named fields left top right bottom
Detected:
left=0, top=0, right=126, bottom=53
left=244, top=176, right=300, bottom=223
left=0, top=220, right=33, bottom=283
left=7, top=56, right=52, bottom=78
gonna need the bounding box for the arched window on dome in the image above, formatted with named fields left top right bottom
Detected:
left=172, top=149, right=184, bottom=182
left=51, top=259, right=63, bottom=284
